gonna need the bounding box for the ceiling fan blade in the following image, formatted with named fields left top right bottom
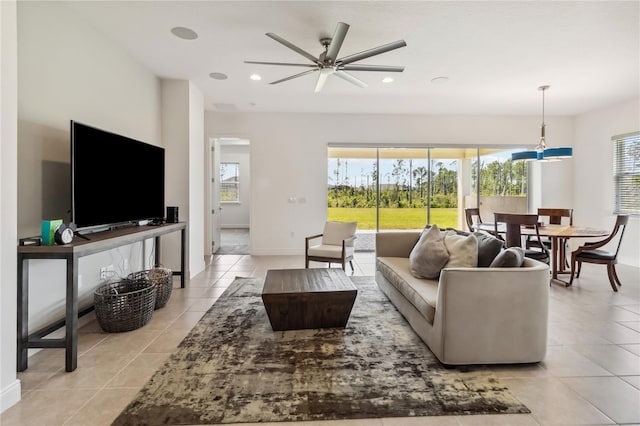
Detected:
left=314, top=69, right=337, bottom=93
left=245, top=61, right=317, bottom=68
left=337, top=40, right=407, bottom=66
left=266, top=33, right=320, bottom=65
left=325, top=22, right=349, bottom=63
left=269, top=69, right=318, bottom=85
left=314, top=70, right=331, bottom=93
left=341, top=64, right=405, bottom=72
left=334, top=70, right=368, bottom=88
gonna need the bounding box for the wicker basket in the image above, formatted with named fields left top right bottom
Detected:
left=94, top=279, right=157, bottom=333
left=128, top=267, right=173, bottom=309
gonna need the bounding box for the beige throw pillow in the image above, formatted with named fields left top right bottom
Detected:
left=443, top=231, right=479, bottom=268
left=409, top=225, right=449, bottom=279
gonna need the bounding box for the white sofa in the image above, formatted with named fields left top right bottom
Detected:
left=375, top=231, right=550, bottom=365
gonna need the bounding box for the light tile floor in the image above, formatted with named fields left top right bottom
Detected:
left=2, top=253, right=640, bottom=426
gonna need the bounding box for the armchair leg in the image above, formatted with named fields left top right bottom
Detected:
left=576, top=261, right=582, bottom=278
left=349, top=260, right=354, bottom=272
left=305, top=258, right=309, bottom=269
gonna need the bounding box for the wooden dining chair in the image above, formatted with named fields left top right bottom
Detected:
left=465, top=208, right=482, bottom=232
left=569, top=215, right=629, bottom=291
left=527, top=208, right=573, bottom=266
left=494, top=213, right=550, bottom=264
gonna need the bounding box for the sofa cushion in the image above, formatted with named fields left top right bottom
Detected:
left=443, top=231, right=478, bottom=268
left=308, top=244, right=354, bottom=259
left=409, top=224, right=449, bottom=279
left=321, top=221, right=357, bottom=246
left=377, top=257, right=438, bottom=323
left=490, top=247, right=525, bottom=267
left=473, top=232, right=504, bottom=267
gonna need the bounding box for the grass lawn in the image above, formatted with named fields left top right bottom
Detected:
left=327, top=207, right=458, bottom=230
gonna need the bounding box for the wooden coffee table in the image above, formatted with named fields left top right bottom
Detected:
left=261, top=268, right=358, bottom=331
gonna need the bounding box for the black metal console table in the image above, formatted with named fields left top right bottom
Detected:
left=17, top=222, right=187, bottom=372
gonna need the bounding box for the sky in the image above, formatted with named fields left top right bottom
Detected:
left=328, top=150, right=517, bottom=187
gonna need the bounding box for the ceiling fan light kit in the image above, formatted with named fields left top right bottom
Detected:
left=512, top=85, right=573, bottom=162
left=245, top=22, right=406, bottom=92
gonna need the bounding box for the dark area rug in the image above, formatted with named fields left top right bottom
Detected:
left=112, top=276, right=530, bottom=425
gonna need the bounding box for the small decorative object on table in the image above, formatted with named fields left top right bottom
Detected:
left=128, top=267, right=173, bottom=309
left=94, top=279, right=157, bottom=333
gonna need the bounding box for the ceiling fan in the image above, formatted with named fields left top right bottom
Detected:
left=245, top=22, right=407, bottom=92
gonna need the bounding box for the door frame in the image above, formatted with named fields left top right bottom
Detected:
left=206, top=137, right=252, bottom=256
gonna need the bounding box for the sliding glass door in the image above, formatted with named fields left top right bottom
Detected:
left=327, top=147, right=378, bottom=230
left=378, top=148, right=430, bottom=230
left=328, top=146, right=528, bottom=241
left=471, top=148, right=529, bottom=225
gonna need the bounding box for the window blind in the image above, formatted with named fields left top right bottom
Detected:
left=613, top=131, right=640, bottom=215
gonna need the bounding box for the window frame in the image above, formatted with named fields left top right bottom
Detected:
left=220, top=161, right=240, bottom=204
left=613, top=131, right=640, bottom=216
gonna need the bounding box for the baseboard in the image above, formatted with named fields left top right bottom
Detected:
left=1, top=379, right=21, bottom=413
left=220, top=225, right=249, bottom=229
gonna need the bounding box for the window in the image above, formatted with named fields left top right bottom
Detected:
left=613, top=132, right=640, bottom=215
left=220, top=162, right=240, bottom=203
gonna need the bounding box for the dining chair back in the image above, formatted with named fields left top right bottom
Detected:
left=569, top=215, right=629, bottom=291
left=465, top=208, right=482, bottom=232
left=527, top=208, right=574, bottom=266
left=494, top=213, right=550, bottom=264
left=538, top=208, right=573, bottom=226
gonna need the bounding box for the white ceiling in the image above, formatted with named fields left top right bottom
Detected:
left=66, top=1, right=639, bottom=116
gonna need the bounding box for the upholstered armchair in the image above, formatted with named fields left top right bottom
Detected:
left=305, top=221, right=357, bottom=271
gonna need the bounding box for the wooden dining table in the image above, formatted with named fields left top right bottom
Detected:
left=476, top=223, right=609, bottom=285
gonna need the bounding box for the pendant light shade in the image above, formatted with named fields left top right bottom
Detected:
left=512, top=85, right=573, bottom=162
left=511, top=150, right=538, bottom=161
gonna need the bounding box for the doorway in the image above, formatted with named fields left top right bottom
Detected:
left=209, top=138, right=251, bottom=255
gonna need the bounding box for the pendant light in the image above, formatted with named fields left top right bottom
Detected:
left=512, top=85, right=573, bottom=162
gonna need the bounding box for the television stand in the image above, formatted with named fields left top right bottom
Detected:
left=17, top=222, right=187, bottom=373
left=73, top=231, right=90, bottom=241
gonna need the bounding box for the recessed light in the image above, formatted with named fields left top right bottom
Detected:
left=249, top=102, right=257, bottom=106
left=171, top=27, right=198, bottom=40
left=431, top=76, right=449, bottom=84
left=382, top=77, right=394, bottom=83
left=209, top=72, right=228, bottom=80
left=249, top=74, right=262, bottom=81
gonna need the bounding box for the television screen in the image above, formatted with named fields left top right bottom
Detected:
left=71, top=121, right=165, bottom=229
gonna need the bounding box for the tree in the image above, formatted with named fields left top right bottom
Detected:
left=413, top=166, right=428, bottom=201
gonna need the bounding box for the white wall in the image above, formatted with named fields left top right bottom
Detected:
left=162, top=80, right=205, bottom=278
left=17, top=2, right=161, bottom=236
left=205, top=112, right=574, bottom=256
left=16, top=2, right=162, bottom=332
left=220, top=144, right=250, bottom=228
left=188, top=82, right=205, bottom=275
left=1, top=0, right=21, bottom=412
left=574, top=98, right=640, bottom=267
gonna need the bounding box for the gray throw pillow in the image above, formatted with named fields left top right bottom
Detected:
left=409, top=224, right=450, bottom=279
left=473, top=232, right=504, bottom=267
left=489, top=247, right=525, bottom=268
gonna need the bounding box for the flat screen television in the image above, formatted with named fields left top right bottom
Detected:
left=71, top=121, right=165, bottom=230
